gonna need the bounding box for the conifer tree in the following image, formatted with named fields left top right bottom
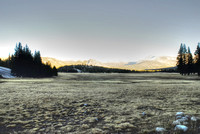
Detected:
left=182, top=44, right=187, bottom=53
left=194, top=43, right=200, bottom=76
left=11, top=42, right=57, bottom=77
left=182, top=44, right=188, bottom=75
left=186, top=47, right=193, bottom=75
left=33, top=51, right=42, bottom=65
left=177, top=43, right=184, bottom=75
left=53, top=66, right=58, bottom=76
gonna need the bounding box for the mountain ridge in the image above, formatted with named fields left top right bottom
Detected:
left=41, top=56, right=176, bottom=70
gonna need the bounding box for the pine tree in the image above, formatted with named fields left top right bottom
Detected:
left=12, top=43, right=24, bottom=76
left=53, top=66, right=58, bottom=76
left=182, top=44, right=188, bottom=75
left=14, top=42, right=23, bottom=57
left=182, top=44, right=187, bottom=53
left=194, top=43, right=200, bottom=76
left=186, top=47, right=193, bottom=75
left=33, top=51, right=42, bottom=65
left=177, top=43, right=184, bottom=75
left=11, top=43, right=57, bottom=77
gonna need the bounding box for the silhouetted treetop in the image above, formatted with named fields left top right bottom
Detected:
left=177, top=43, right=200, bottom=76
left=10, top=42, right=57, bottom=77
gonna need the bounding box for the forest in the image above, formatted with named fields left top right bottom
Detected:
left=176, top=43, right=200, bottom=76
left=58, top=65, right=136, bottom=73
left=0, top=43, right=57, bottom=77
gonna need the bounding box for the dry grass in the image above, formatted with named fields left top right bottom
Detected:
left=0, top=73, right=200, bottom=134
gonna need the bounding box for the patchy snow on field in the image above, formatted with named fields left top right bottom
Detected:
left=0, top=66, right=15, bottom=78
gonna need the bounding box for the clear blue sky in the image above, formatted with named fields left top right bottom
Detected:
left=1, top=0, right=200, bottom=62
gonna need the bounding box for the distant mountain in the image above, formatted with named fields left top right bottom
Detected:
left=130, top=56, right=177, bottom=70
left=41, top=56, right=176, bottom=70
left=86, top=59, right=109, bottom=67
left=41, top=57, right=87, bottom=68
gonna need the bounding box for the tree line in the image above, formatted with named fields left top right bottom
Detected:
left=177, top=43, right=200, bottom=75
left=58, top=65, right=136, bottom=73
left=1, top=43, right=57, bottom=77
left=0, top=58, right=11, bottom=68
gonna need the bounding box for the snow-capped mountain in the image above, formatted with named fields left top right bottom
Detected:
left=41, top=56, right=176, bottom=70
left=41, top=57, right=88, bottom=68
left=130, top=56, right=176, bottom=70
left=86, top=59, right=109, bottom=67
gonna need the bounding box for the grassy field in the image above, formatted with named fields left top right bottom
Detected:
left=0, top=73, right=200, bottom=134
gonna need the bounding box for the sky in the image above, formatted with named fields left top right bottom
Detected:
left=1, top=0, right=200, bottom=62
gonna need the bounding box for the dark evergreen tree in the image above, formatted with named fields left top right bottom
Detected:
left=33, top=51, right=42, bottom=65
left=194, top=43, right=200, bottom=76
left=10, top=42, right=57, bottom=77
left=177, top=44, right=184, bottom=75
left=182, top=44, right=187, bottom=53
left=52, top=66, right=58, bottom=76
left=186, top=47, right=193, bottom=75
left=177, top=43, right=189, bottom=75
left=0, top=57, right=11, bottom=68
left=182, top=44, right=187, bottom=75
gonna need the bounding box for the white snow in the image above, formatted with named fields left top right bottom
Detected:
left=75, top=69, right=82, bottom=73
left=0, top=66, right=15, bottom=78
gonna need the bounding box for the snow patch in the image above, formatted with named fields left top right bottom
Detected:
left=0, top=66, right=15, bottom=78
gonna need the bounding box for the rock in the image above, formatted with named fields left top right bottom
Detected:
left=182, top=116, right=189, bottom=120
left=155, top=127, right=166, bottom=132
left=84, top=104, right=88, bottom=106
left=178, top=117, right=188, bottom=122
left=191, top=116, right=197, bottom=121
left=174, top=125, right=188, bottom=132
left=95, top=118, right=99, bottom=121
left=183, top=122, right=188, bottom=125
left=173, top=118, right=188, bottom=126
left=173, top=120, right=181, bottom=125
left=176, top=115, right=182, bottom=119
left=142, top=112, right=146, bottom=117
left=185, top=115, right=190, bottom=119
left=80, top=103, right=89, bottom=107
left=176, top=112, right=184, bottom=117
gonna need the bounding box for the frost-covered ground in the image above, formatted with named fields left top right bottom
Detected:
left=0, top=73, right=200, bottom=133
left=0, top=66, right=15, bottom=78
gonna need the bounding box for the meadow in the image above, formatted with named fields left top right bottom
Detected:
left=0, top=73, right=200, bottom=134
